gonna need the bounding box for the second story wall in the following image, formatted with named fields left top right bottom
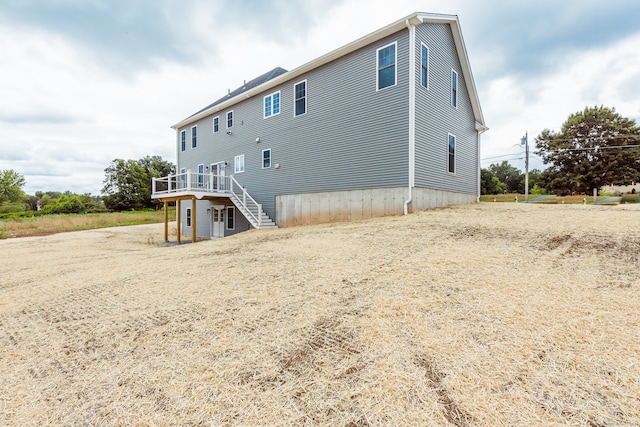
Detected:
left=177, top=29, right=411, bottom=218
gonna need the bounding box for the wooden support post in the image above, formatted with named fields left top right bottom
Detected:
left=163, top=200, right=168, bottom=242
left=192, top=197, right=197, bottom=243
left=176, top=199, right=181, bottom=244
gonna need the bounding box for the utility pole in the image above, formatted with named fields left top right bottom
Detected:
left=521, top=132, right=529, bottom=202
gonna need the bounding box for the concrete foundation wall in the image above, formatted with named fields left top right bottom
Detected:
left=276, top=187, right=476, bottom=227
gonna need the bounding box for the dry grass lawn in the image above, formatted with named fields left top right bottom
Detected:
left=1, top=203, right=639, bottom=426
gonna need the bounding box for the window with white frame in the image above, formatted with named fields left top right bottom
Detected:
left=191, top=126, right=197, bottom=148
left=226, top=206, right=235, bottom=230
left=213, top=116, right=219, bottom=133
left=448, top=134, right=456, bottom=174
left=234, top=154, right=245, bottom=173
left=180, top=130, right=186, bottom=151
left=262, top=148, right=271, bottom=169
left=264, top=91, right=281, bottom=118
left=294, top=80, right=306, bottom=116
left=377, top=42, right=397, bottom=90
left=226, top=111, right=233, bottom=128
left=451, top=70, right=458, bottom=108
left=186, top=208, right=192, bottom=227
left=421, top=44, right=430, bottom=89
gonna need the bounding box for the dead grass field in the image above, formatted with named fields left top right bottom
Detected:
left=1, top=203, right=639, bottom=426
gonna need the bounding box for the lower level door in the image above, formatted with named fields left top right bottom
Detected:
left=211, top=207, right=225, bottom=238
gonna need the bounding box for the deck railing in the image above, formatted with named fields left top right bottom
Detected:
left=152, top=172, right=230, bottom=196
left=152, top=171, right=264, bottom=228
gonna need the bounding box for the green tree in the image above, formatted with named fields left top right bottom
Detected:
left=536, top=106, right=640, bottom=193
left=488, top=161, right=523, bottom=193
left=0, top=169, right=27, bottom=204
left=102, top=159, right=150, bottom=211
left=101, top=156, right=174, bottom=211
left=480, top=168, right=506, bottom=195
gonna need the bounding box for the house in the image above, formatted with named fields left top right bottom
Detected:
left=152, top=12, right=488, bottom=242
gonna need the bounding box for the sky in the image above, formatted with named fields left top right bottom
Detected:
left=1, top=0, right=640, bottom=195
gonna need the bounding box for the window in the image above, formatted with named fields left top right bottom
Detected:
left=226, top=111, right=233, bottom=128
left=448, top=134, right=456, bottom=174
left=180, top=130, right=186, bottom=152
left=377, top=42, right=397, bottom=90
left=186, top=208, right=192, bottom=227
left=234, top=154, right=245, bottom=173
left=421, top=44, right=429, bottom=88
left=294, top=80, right=307, bottom=116
left=226, top=207, right=235, bottom=230
left=213, top=116, right=219, bottom=133
left=262, top=149, right=271, bottom=169
left=197, top=163, right=204, bottom=187
left=191, top=126, right=197, bottom=148
left=451, top=70, right=458, bottom=108
left=264, top=91, right=281, bottom=118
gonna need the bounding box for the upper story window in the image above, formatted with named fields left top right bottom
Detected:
left=451, top=70, right=458, bottom=108
left=262, top=148, right=271, bottom=169
left=213, top=116, right=219, bottom=133
left=264, top=91, right=281, bottom=118
left=227, top=111, right=233, bottom=128
left=377, top=42, right=397, bottom=90
left=234, top=154, right=245, bottom=173
left=421, top=44, right=429, bottom=89
left=448, top=134, right=456, bottom=174
left=191, top=126, right=197, bottom=148
left=294, top=80, right=307, bottom=116
left=180, top=130, right=186, bottom=152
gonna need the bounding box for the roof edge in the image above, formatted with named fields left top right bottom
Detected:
left=172, top=12, right=485, bottom=130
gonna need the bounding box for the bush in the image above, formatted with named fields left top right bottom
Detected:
left=529, top=184, right=546, bottom=196
left=41, top=194, right=86, bottom=214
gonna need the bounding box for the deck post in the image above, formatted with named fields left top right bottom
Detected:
left=176, top=199, right=181, bottom=244
left=192, top=197, right=197, bottom=243
left=163, top=200, right=168, bottom=242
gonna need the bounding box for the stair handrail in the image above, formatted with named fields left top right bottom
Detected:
left=229, top=175, right=262, bottom=227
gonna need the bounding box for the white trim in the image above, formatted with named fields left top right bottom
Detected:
left=420, top=43, right=430, bottom=90
left=213, top=116, right=220, bottom=133
left=263, top=91, right=281, bottom=118
left=376, top=41, right=397, bottom=91
left=191, top=125, right=198, bottom=148
left=171, top=12, right=485, bottom=130
left=226, top=110, right=234, bottom=128
left=293, top=79, right=307, bottom=117
left=262, top=148, right=272, bottom=169
left=234, top=154, right=245, bottom=173
left=226, top=206, right=235, bottom=230
left=451, top=69, right=458, bottom=108
left=448, top=133, right=456, bottom=174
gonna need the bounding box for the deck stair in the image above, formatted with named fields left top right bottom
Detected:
left=228, top=176, right=278, bottom=229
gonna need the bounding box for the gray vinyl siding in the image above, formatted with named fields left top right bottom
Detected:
left=177, top=30, right=410, bottom=219
left=414, top=23, right=478, bottom=193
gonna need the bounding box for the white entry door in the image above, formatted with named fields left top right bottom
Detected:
left=211, top=206, right=225, bottom=238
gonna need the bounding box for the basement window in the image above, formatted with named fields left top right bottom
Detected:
left=186, top=208, right=192, bottom=227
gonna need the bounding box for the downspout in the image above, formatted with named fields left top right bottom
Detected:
left=404, top=19, right=417, bottom=215
left=476, top=124, right=489, bottom=202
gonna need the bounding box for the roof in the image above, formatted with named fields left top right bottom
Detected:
left=186, top=67, right=288, bottom=119
left=172, top=12, right=485, bottom=130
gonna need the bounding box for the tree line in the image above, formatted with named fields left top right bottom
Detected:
left=482, top=106, right=640, bottom=195
left=0, top=155, right=174, bottom=217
